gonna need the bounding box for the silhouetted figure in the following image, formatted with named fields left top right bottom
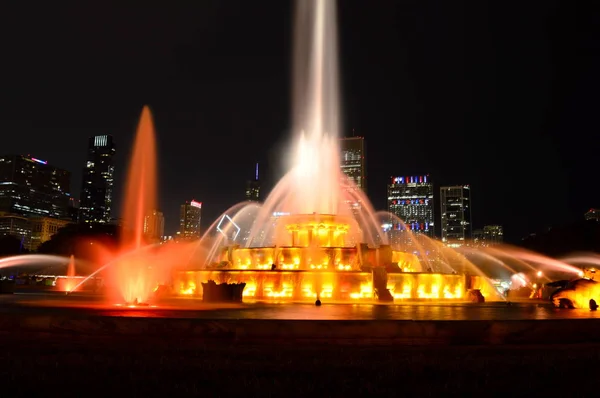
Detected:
left=271, top=264, right=277, bottom=271
left=315, top=299, right=321, bottom=306
left=590, top=299, right=598, bottom=311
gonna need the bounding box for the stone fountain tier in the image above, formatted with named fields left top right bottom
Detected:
left=176, top=270, right=495, bottom=302
left=274, top=213, right=359, bottom=248
left=201, top=280, right=246, bottom=303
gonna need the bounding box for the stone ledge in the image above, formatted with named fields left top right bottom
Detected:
left=0, top=312, right=598, bottom=345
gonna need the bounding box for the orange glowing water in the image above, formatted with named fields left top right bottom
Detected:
left=113, top=106, right=159, bottom=304
left=65, top=254, right=76, bottom=290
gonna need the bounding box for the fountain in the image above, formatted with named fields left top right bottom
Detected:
left=172, top=0, right=498, bottom=303
left=56, top=254, right=78, bottom=292
left=0, top=0, right=594, bottom=310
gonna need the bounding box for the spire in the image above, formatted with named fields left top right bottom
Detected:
left=255, top=162, right=259, bottom=181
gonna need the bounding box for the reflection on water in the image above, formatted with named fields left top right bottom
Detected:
left=3, top=294, right=600, bottom=321
left=193, top=302, right=600, bottom=321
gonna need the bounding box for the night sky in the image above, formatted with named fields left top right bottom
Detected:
left=1, top=1, right=598, bottom=242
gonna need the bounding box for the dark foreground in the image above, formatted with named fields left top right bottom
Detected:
left=0, top=332, right=598, bottom=396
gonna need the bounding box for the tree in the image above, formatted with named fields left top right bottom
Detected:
left=37, top=223, right=120, bottom=263
left=0, top=235, right=26, bottom=256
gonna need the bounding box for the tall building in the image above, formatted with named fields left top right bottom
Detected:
left=0, top=212, right=31, bottom=250
left=340, top=136, right=366, bottom=193
left=68, top=198, right=80, bottom=223
left=440, top=185, right=472, bottom=247
left=245, top=163, right=260, bottom=201
left=387, top=175, right=434, bottom=237
left=144, top=210, right=164, bottom=244
left=178, top=200, right=202, bottom=240
left=79, top=135, right=116, bottom=224
left=472, top=225, right=503, bottom=247
left=483, top=225, right=503, bottom=245
left=0, top=155, right=71, bottom=219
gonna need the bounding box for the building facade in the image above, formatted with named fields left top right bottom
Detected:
left=29, top=217, right=72, bottom=251
left=144, top=210, right=164, bottom=244
left=440, top=185, right=472, bottom=247
left=387, top=175, right=434, bottom=237
left=0, top=212, right=31, bottom=250
left=79, top=135, right=116, bottom=224
left=0, top=155, right=71, bottom=219
left=245, top=163, right=260, bottom=201
left=340, top=136, right=366, bottom=193
left=472, top=225, right=503, bottom=247
left=178, top=200, right=202, bottom=240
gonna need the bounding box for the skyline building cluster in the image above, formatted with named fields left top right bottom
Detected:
left=0, top=154, right=73, bottom=250
left=0, top=134, right=205, bottom=250
left=3, top=132, right=598, bottom=251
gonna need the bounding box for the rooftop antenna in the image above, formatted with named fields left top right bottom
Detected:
left=255, top=162, right=259, bottom=181
left=352, top=128, right=355, bottom=137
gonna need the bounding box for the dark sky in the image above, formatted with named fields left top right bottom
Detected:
left=0, top=0, right=598, bottom=242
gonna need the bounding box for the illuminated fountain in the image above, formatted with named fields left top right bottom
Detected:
left=68, top=106, right=197, bottom=305
left=3, top=0, right=592, bottom=309
left=0, top=0, right=588, bottom=310
left=112, top=106, right=159, bottom=305
left=56, top=255, right=78, bottom=292
left=173, top=0, right=496, bottom=303
left=106, top=106, right=201, bottom=305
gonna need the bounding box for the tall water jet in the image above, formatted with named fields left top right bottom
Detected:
left=113, top=106, right=159, bottom=304
left=291, top=0, right=341, bottom=215
left=246, top=0, right=364, bottom=246
left=62, top=254, right=77, bottom=292
left=121, top=106, right=158, bottom=251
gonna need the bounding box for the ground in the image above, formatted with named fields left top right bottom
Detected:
left=0, top=332, right=597, bottom=396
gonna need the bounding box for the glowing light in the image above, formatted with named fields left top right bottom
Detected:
left=216, top=214, right=240, bottom=240
left=190, top=200, right=202, bottom=209
left=31, top=157, right=47, bottom=165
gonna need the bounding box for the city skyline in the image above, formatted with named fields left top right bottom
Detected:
left=1, top=1, right=597, bottom=242
left=0, top=118, right=594, bottom=243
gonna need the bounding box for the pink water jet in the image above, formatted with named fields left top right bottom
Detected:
left=62, top=254, right=77, bottom=292
left=111, top=106, right=160, bottom=305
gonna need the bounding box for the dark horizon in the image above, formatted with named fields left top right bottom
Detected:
left=1, top=0, right=598, bottom=242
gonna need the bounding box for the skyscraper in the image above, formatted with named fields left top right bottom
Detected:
left=245, top=163, right=260, bottom=201
left=0, top=154, right=71, bottom=219
left=178, top=200, right=202, bottom=240
left=79, top=135, right=116, bottom=224
left=387, top=175, right=434, bottom=237
left=339, top=136, right=366, bottom=193
left=440, top=185, right=472, bottom=247
left=144, top=210, right=164, bottom=243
